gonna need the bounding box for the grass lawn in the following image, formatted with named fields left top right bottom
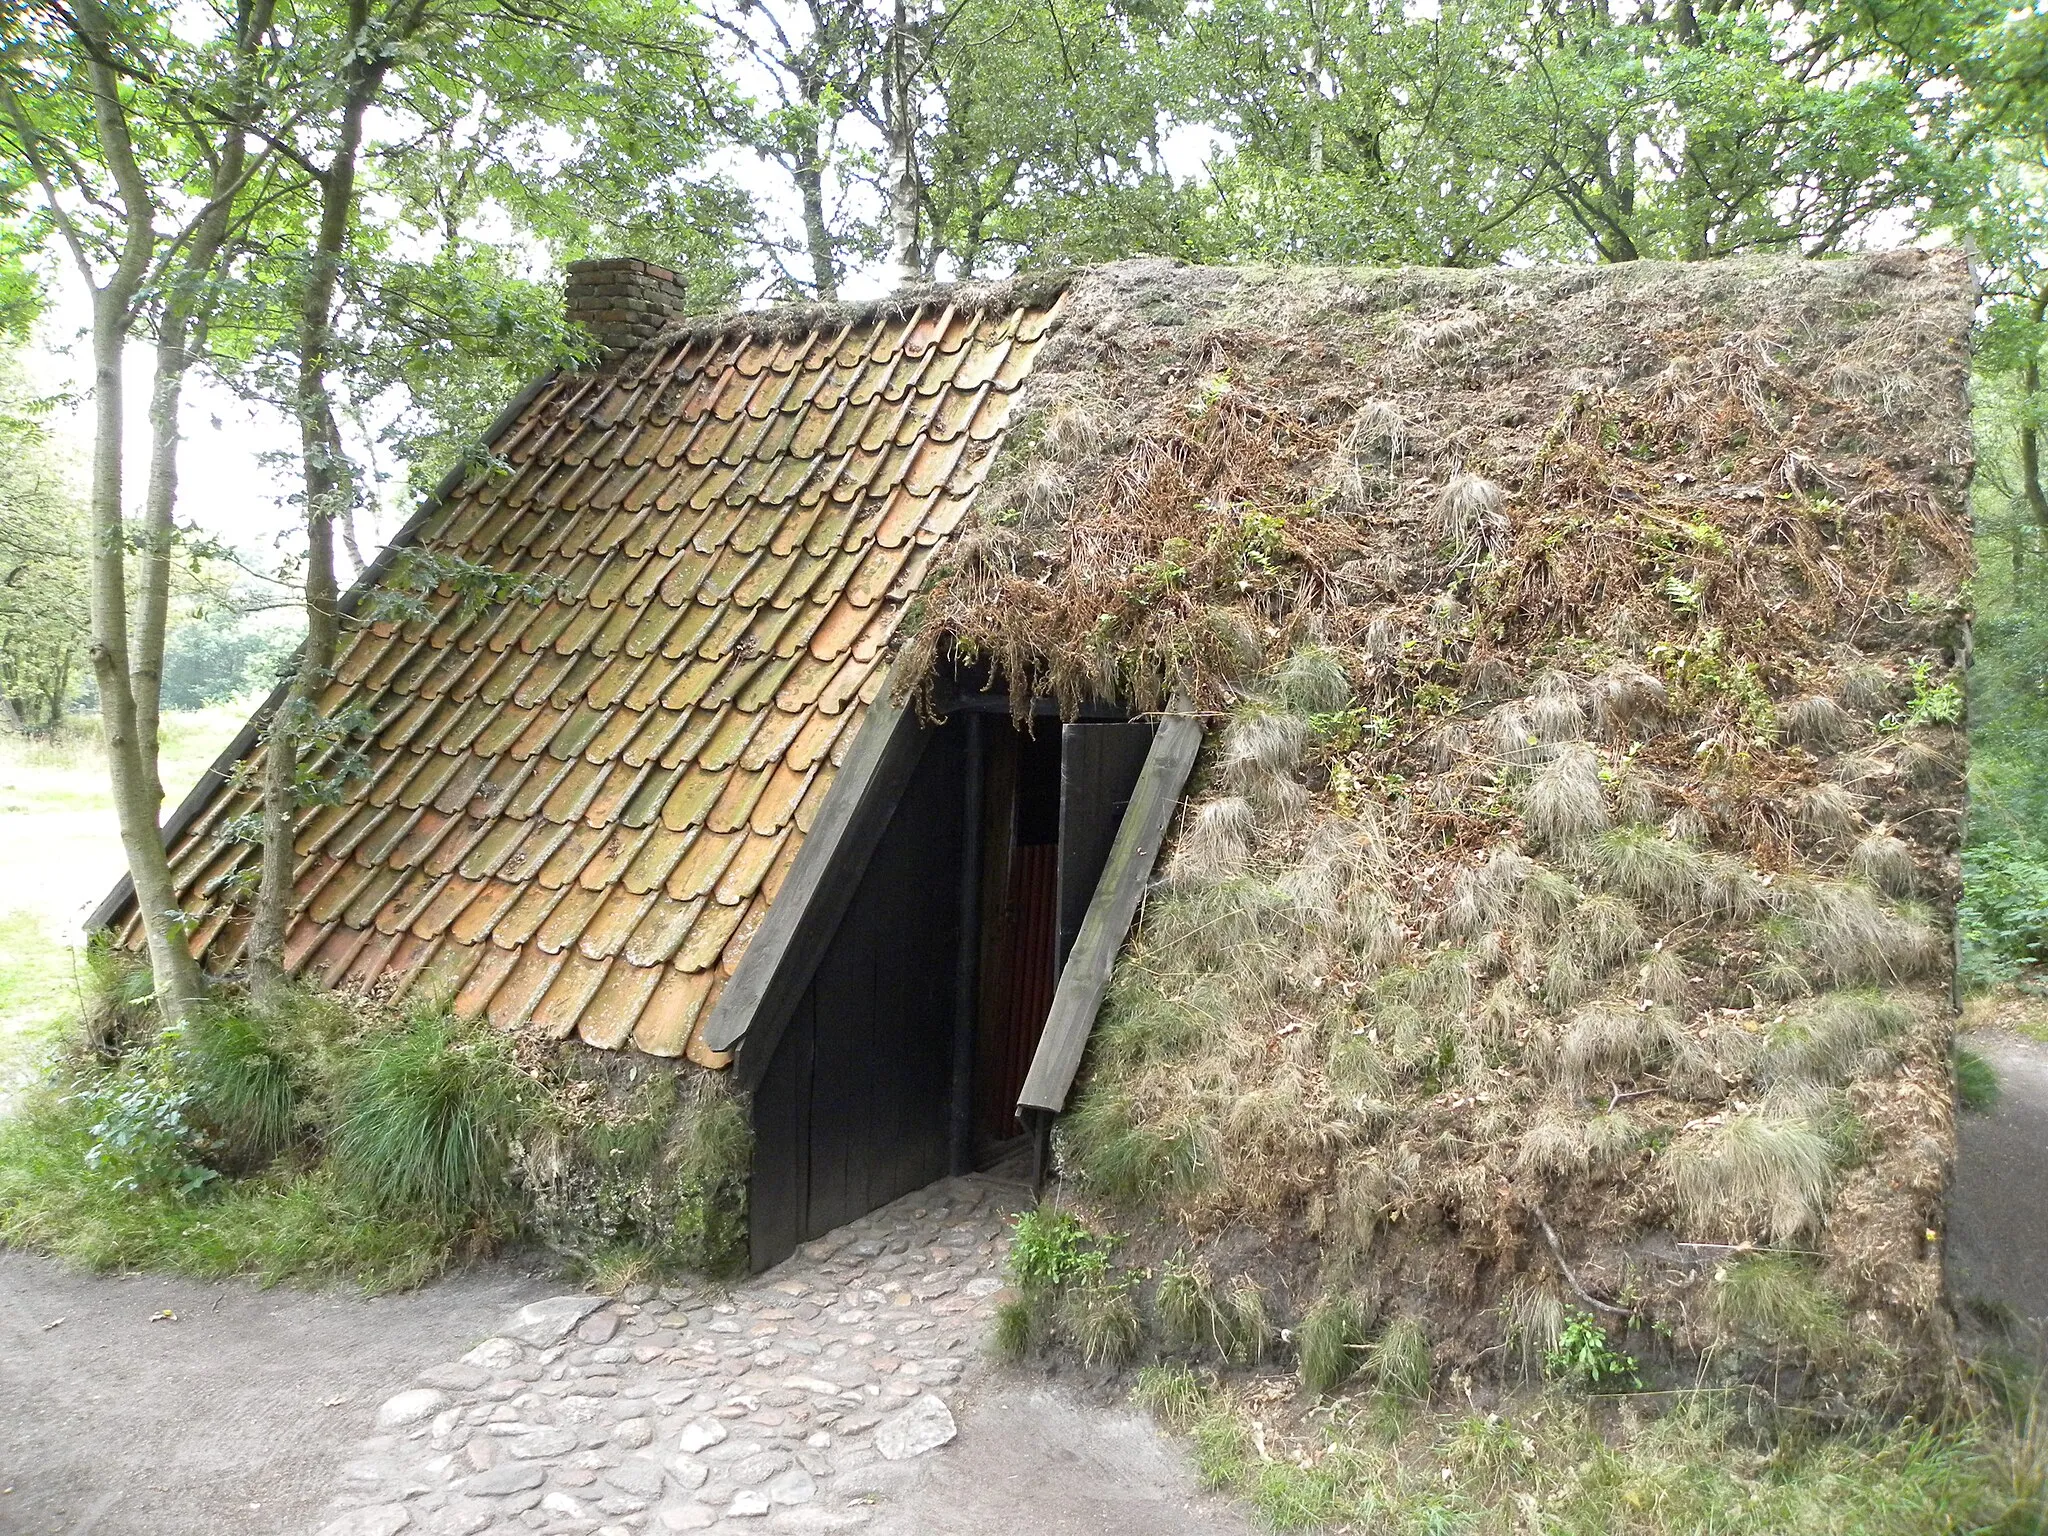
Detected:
left=0, top=706, right=250, bottom=1080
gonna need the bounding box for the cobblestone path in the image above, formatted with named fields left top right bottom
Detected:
left=314, top=1176, right=1022, bottom=1536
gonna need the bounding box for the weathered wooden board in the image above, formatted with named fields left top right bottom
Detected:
left=1017, top=702, right=1203, bottom=1115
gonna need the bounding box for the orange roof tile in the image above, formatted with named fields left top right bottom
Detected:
left=117, top=289, right=1058, bottom=1059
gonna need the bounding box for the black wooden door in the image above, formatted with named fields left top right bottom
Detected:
left=1056, top=722, right=1156, bottom=970
left=748, top=721, right=965, bottom=1271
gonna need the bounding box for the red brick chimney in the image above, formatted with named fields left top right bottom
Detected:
left=563, top=257, right=692, bottom=361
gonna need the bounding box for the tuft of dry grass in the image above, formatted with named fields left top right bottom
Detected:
left=1782, top=694, right=1853, bottom=750
left=1500, top=1281, right=1566, bottom=1371
left=1221, top=709, right=1311, bottom=826
left=1271, top=646, right=1354, bottom=714
left=1668, top=1105, right=1838, bottom=1242
left=1484, top=703, right=1542, bottom=773
left=1221, top=1276, right=1273, bottom=1365
left=1795, top=879, right=1944, bottom=985
left=1430, top=473, right=1508, bottom=565
left=1795, top=782, right=1866, bottom=843
left=1044, top=401, right=1106, bottom=461
left=1590, top=665, right=1666, bottom=740
left=1838, top=662, right=1897, bottom=717
left=1530, top=674, right=1588, bottom=745
left=1167, top=797, right=1256, bottom=887
left=1518, top=863, right=1580, bottom=937
left=1698, top=854, right=1768, bottom=920
left=1518, top=1107, right=1589, bottom=1176
left=1639, top=946, right=1691, bottom=1005
left=1850, top=831, right=1917, bottom=897
left=1477, top=977, right=1527, bottom=1040
left=1760, top=992, right=1911, bottom=1087
left=1588, top=825, right=1704, bottom=917
left=1524, top=745, right=1609, bottom=850
left=1569, top=892, right=1647, bottom=973
left=1897, top=734, right=1956, bottom=789
left=1558, top=1002, right=1675, bottom=1098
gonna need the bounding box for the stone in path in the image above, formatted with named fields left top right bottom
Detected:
left=874, top=1395, right=957, bottom=1460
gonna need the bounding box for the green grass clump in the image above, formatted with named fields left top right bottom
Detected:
left=993, top=1297, right=1036, bottom=1362
left=1157, top=1253, right=1224, bottom=1352
left=1957, top=1046, right=2001, bottom=1113
left=1155, top=1385, right=2045, bottom=1535
left=0, top=1081, right=480, bottom=1291
left=1298, top=1290, right=1375, bottom=1395
left=177, top=1007, right=298, bottom=1167
left=1134, top=1362, right=1213, bottom=1430
left=1070, top=1283, right=1142, bottom=1367
left=1712, top=1253, right=1852, bottom=1359
left=1370, top=1316, right=1432, bottom=1402
left=331, top=1008, right=528, bottom=1216
left=1058, top=1088, right=1216, bottom=1205
left=1221, top=1275, right=1273, bottom=1366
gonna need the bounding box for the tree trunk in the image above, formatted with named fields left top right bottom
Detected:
left=885, top=0, right=920, bottom=289
left=88, top=288, right=208, bottom=1022
left=134, top=1, right=268, bottom=812
left=64, top=9, right=209, bottom=1023
left=2024, top=296, right=2048, bottom=540
left=795, top=151, right=838, bottom=301
left=250, top=14, right=380, bottom=997
left=134, top=312, right=190, bottom=815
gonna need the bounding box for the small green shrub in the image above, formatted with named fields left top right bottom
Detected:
left=1007, top=1208, right=1111, bottom=1292
left=1962, top=836, right=2048, bottom=983
left=1544, top=1311, right=1640, bottom=1391
left=71, top=1069, right=217, bottom=1197
left=1957, top=1046, right=2001, bottom=1113
left=330, top=1007, right=527, bottom=1217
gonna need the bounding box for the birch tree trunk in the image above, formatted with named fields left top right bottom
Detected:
left=884, top=0, right=920, bottom=289
left=66, top=8, right=210, bottom=1020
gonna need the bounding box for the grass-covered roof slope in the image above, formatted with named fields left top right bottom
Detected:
left=912, top=251, right=1974, bottom=1401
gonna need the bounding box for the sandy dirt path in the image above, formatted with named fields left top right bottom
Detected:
left=0, top=1255, right=554, bottom=1535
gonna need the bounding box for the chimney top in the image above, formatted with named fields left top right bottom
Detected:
left=564, top=257, right=691, bottom=362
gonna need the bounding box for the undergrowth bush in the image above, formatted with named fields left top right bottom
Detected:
left=0, top=971, right=751, bottom=1291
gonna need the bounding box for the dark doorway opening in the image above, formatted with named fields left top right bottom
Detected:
left=747, top=690, right=1153, bottom=1271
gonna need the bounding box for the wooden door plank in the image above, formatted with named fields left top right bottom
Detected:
left=1017, top=702, right=1202, bottom=1116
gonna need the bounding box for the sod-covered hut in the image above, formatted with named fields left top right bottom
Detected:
left=100, top=252, right=1974, bottom=1385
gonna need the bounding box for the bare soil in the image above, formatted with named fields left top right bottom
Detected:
left=0, top=1253, right=551, bottom=1535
